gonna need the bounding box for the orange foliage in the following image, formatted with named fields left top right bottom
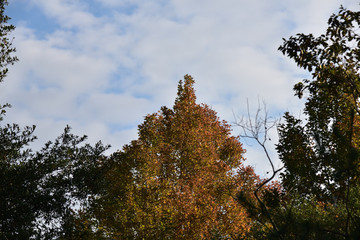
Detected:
left=96, top=75, right=254, bottom=239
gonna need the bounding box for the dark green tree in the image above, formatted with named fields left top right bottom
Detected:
left=238, top=6, right=360, bottom=239
left=0, top=124, right=110, bottom=239
left=276, top=6, right=360, bottom=239
left=0, top=1, right=111, bottom=239
left=0, top=0, right=17, bottom=83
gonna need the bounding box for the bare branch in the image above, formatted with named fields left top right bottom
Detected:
left=234, top=100, right=283, bottom=238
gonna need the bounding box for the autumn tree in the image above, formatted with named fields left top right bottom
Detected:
left=93, top=75, right=255, bottom=239
left=239, top=6, right=360, bottom=239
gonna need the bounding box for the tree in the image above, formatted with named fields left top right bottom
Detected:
left=239, top=6, right=360, bottom=239
left=276, top=6, right=360, bottom=238
left=0, top=1, right=111, bottom=238
left=0, top=125, right=110, bottom=239
left=278, top=6, right=360, bottom=202
left=0, top=0, right=17, bottom=83
left=0, top=0, right=18, bottom=118
left=93, top=75, right=255, bottom=239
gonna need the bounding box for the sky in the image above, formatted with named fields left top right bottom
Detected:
left=2, top=0, right=359, bottom=176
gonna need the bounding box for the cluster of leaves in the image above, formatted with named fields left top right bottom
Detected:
left=0, top=0, right=17, bottom=83
left=239, top=6, right=360, bottom=239
left=5, top=0, right=360, bottom=239
left=0, top=123, right=110, bottom=239
left=0, top=1, right=110, bottom=239
left=0, top=0, right=257, bottom=237
left=89, top=75, right=256, bottom=239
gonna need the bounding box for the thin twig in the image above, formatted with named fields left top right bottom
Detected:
left=235, top=100, right=283, bottom=239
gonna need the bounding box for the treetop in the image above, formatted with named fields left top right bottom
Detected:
left=175, top=74, right=197, bottom=107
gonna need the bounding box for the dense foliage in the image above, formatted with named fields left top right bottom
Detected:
left=0, top=0, right=17, bottom=83
left=238, top=6, right=360, bottom=239
left=0, top=124, right=110, bottom=239
left=3, top=1, right=360, bottom=239
left=0, top=1, right=110, bottom=239
left=90, top=75, right=256, bottom=239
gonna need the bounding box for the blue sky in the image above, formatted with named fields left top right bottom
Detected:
left=2, top=0, right=359, bottom=176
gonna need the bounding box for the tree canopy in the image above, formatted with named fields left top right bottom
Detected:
left=0, top=1, right=110, bottom=239
left=91, top=75, right=257, bottom=239
left=3, top=1, right=360, bottom=239
left=238, top=6, right=360, bottom=239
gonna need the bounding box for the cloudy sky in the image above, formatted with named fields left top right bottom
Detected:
left=2, top=0, right=359, bottom=176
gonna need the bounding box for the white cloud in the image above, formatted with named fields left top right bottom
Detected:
left=3, top=0, right=358, bottom=175
left=31, top=0, right=99, bottom=29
